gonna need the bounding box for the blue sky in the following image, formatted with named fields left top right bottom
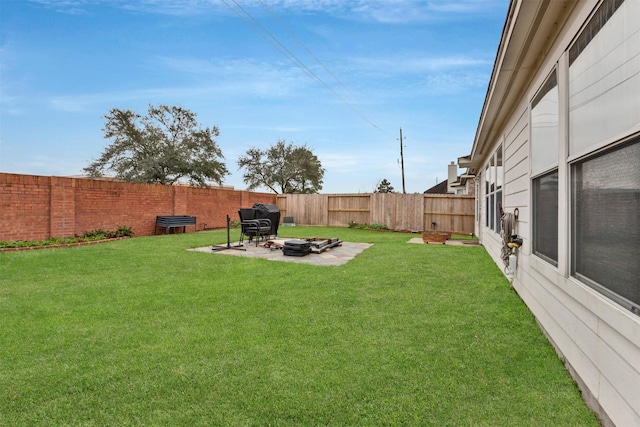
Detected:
left=0, top=0, right=508, bottom=193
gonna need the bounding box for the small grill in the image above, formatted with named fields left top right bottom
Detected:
left=252, top=203, right=281, bottom=236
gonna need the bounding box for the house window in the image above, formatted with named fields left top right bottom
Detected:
left=531, top=70, right=559, bottom=265
left=496, top=147, right=503, bottom=234
left=531, top=70, right=559, bottom=176
left=533, top=171, right=558, bottom=266
left=485, top=145, right=503, bottom=233
left=571, top=137, right=640, bottom=312
left=568, top=0, right=640, bottom=314
left=569, top=0, right=640, bottom=156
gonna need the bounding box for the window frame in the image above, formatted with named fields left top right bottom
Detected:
left=566, top=0, right=640, bottom=315
left=570, top=136, right=640, bottom=314
left=532, top=170, right=559, bottom=266
left=567, top=0, right=639, bottom=158
left=484, top=145, right=503, bottom=234
left=530, top=69, right=560, bottom=266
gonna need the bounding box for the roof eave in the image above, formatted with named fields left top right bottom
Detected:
left=468, top=0, right=575, bottom=173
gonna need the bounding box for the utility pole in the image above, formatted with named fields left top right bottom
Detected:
left=399, top=127, right=406, bottom=194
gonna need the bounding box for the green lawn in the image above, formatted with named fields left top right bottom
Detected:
left=0, top=227, right=598, bottom=426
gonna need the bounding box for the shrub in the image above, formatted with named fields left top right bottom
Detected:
left=0, top=237, right=80, bottom=248
left=348, top=221, right=388, bottom=231
left=83, top=229, right=109, bottom=240
left=1, top=226, right=134, bottom=249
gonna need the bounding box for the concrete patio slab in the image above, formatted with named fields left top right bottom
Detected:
left=188, top=239, right=373, bottom=266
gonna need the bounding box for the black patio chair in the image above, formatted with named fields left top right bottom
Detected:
left=238, top=208, right=271, bottom=247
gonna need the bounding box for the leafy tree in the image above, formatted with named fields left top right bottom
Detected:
left=375, top=178, right=395, bottom=193
left=84, top=104, right=229, bottom=187
left=237, top=140, right=325, bottom=194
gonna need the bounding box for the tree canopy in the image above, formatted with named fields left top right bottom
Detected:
left=84, top=104, right=229, bottom=187
left=237, top=140, right=325, bottom=194
left=375, top=179, right=396, bottom=193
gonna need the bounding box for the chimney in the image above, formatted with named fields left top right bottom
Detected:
left=447, top=161, right=457, bottom=193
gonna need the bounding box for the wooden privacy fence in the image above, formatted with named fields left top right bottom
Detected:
left=276, top=193, right=475, bottom=234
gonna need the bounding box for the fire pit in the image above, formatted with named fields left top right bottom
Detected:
left=264, top=237, right=343, bottom=254
left=422, top=230, right=452, bottom=244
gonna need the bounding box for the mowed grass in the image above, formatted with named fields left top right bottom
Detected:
left=0, top=227, right=598, bottom=426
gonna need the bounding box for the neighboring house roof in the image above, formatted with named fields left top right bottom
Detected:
left=424, top=180, right=450, bottom=194
left=451, top=173, right=475, bottom=188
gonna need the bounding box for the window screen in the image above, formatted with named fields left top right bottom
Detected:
left=572, top=138, right=640, bottom=312
left=533, top=171, right=558, bottom=266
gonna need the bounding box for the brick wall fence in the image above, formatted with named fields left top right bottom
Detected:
left=0, top=173, right=276, bottom=241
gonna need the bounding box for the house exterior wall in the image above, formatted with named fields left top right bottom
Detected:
left=472, top=1, right=639, bottom=426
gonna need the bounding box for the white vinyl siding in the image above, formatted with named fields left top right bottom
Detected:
left=470, top=0, right=640, bottom=425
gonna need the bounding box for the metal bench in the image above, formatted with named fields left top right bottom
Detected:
left=155, top=215, right=197, bottom=235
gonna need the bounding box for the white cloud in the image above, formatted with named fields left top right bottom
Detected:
left=45, top=56, right=313, bottom=113
left=271, top=0, right=503, bottom=23
left=319, top=153, right=358, bottom=173
left=337, top=54, right=491, bottom=98
left=0, top=154, right=84, bottom=177
left=48, top=90, right=150, bottom=112
left=422, top=70, right=489, bottom=95
left=348, top=54, right=490, bottom=76
left=30, top=0, right=505, bottom=22
left=157, top=56, right=313, bottom=97
left=160, top=56, right=300, bottom=81
left=28, top=0, right=97, bottom=15
left=426, top=0, right=501, bottom=13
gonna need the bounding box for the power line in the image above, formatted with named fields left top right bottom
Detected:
left=256, top=0, right=369, bottom=110
left=219, top=0, right=382, bottom=131
left=219, top=0, right=298, bottom=72
left=229, top=0, right=328, bottom=92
